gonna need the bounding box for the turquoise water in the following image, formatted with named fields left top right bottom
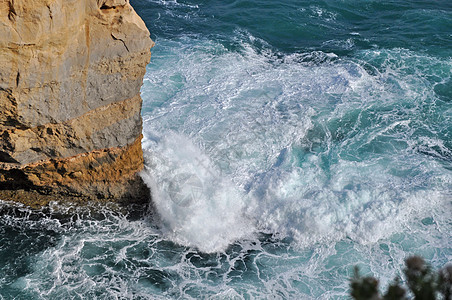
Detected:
left=1, top=0, right=451, bottom=298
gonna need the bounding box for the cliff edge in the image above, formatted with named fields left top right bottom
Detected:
left=0, top=0, right=154, bottom=207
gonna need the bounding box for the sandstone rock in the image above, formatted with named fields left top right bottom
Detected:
left=0, top=0, right=154, bottom=206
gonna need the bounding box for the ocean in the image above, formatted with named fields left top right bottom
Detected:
left=1, top=0, right=451, bottom=298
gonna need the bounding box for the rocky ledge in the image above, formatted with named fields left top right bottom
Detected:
left=0, top=0, right=153, bottom=207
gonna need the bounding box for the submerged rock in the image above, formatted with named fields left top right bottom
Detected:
left=0, top=0, right=153, bottom=206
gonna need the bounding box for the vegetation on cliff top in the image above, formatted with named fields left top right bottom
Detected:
left=351, top=256, right=452, bottom=300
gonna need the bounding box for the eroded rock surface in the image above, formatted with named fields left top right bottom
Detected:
left=0, top=0, right=153, bottom=206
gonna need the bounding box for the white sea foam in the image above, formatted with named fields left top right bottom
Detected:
left=141, top=132, right=255, bottom=253
left=140, top=37, right=452, bottom=255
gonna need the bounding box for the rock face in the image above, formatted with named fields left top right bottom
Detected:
left=0, top=0, right=153, bottom=207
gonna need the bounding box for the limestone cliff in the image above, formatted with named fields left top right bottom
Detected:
left=0, top=0, right=154, bottom=207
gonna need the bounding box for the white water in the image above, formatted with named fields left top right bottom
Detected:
left=139, top=37, right=452, bottom=254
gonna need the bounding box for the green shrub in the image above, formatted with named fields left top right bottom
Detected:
left=350, top=256, right=451, bottom=300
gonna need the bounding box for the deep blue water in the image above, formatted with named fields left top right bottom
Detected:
left=1, top=0, right=451, bottom=298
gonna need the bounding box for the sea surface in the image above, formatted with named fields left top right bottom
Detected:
left=1, top=0, right=452, bottom=298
